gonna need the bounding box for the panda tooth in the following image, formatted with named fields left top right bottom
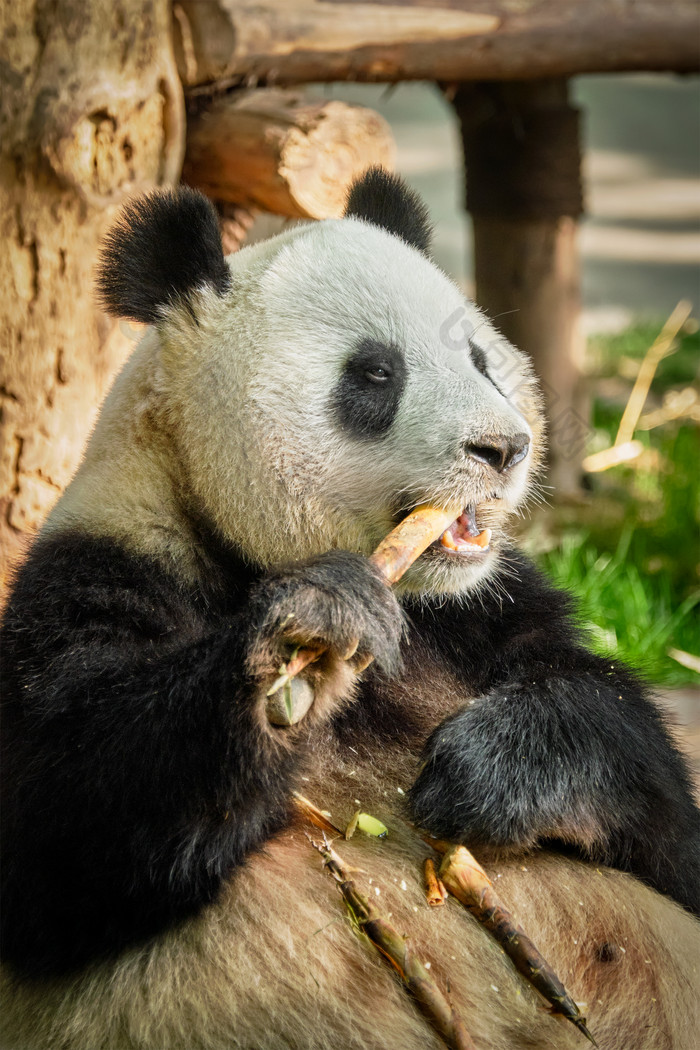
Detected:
left=440, top=528, right=460, bottom=551
left=471, top=528, right=492, bottom=549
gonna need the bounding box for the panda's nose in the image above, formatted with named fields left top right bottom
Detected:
left=464, top=433, right=530, bottom=473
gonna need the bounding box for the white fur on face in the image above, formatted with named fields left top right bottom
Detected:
left=51, top=219, right=544, bottom=596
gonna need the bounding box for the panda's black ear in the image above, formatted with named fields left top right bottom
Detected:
left=97, top=187, right=230, bottom=324
left=344, top=167, right=432, bottom=256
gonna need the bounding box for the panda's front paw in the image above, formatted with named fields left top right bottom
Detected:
left=247, top=550, right=404, bottom=725
left=407, top=706, right=515, bottom=848
left=407, top=697, right=560, bottom=851
left=408, top=686, right=621, bottom=854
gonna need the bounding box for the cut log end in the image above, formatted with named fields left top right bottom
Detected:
left=183, top=88, right=395, bottom=219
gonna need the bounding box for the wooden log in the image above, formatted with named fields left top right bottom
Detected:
left=454, top=80, right=587, bottom=495
left=182, top=89, right=395, bottom=218
left=172, top=1, right=700, bottom=90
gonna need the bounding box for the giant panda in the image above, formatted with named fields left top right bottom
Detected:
left=1, top=170, right=699, bottom=1050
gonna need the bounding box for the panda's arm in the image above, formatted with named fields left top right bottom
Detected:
left=407, top=551, right=700, bottom=916
left=0, top=533, right=402, bottom=976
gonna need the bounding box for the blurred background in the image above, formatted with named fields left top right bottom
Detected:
left=322, top=76, right=700, bottom=318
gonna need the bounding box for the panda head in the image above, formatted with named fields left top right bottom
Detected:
left=88, top=171, right=544, bottom=598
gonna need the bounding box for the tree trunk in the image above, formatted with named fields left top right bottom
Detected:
left=172, top=0, right=700, bottom=90
left=0, top=0, right=185, bottom=599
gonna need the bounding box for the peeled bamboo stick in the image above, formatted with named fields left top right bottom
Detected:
left=369, top=504, right=463, bottom=586
left=438, top=846, right=596, bottom=1045
left=311, top=837, right=476, bottom=1050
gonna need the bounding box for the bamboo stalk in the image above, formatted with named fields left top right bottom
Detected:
left=438, top=846, right=597, bottom=1046
left=310, top=837, right=476, bottom=1050
left=369, top=504, right=464, bottom=586
left=293, top=792, right=343, bottom=837
left=266, top=504, right=460, bottom=714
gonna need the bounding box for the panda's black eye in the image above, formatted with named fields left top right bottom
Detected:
left=364, top=363, right=392, bottom=383
left=330, top=339, right=407, bottom=438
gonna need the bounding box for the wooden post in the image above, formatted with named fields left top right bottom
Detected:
left=454, top=80, right=586, bottom=494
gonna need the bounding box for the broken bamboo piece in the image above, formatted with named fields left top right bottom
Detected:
left=266, top=503, right=461, bottom=720
left=424, top=857, right=447, bottom=907
left=310, top=836, right=476, bottom=1050
left=183, top=88, right=395, bottom=219
left=292, top=792, right=343, bottom=837
left=437, top=845, right=596, bottom=1045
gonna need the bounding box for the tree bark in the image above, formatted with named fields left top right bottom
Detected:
left=183, top=89, right=395, bottom=218
left=172, top=0, right=700, bottom=90
left=0, top=0, right=185, bottom=598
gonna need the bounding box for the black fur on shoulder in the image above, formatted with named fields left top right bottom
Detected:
left=97, top=186, right=230, bottom=324
left=344, top=168, right=432, bottom=256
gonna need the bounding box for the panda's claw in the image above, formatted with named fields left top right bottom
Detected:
left=247, top=549, right=404, bottom=720
left=342, top=637, right=360, bottom=661
left=350, top=651, right=374, bottom=674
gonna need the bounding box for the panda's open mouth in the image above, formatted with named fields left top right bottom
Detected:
left=435, top=504, right=491, bottom=556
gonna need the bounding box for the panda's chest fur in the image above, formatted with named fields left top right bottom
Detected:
left=300, top=632, right=474, bottom=822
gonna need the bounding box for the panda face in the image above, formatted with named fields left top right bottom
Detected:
left=155, top=217, right=541, bottom=598
left=71, top=179, right=543, bottom=599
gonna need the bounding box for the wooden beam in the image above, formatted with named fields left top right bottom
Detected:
left=182, top=89, right=395, bottom=218
left=172, top=1, right=700, bottom=90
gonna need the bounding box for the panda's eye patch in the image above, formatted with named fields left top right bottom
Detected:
left=469, top=338, right=505, bottom=397
left=330, top=339, right=406, bottom=438
left=468, top=339, right=490, bottom=379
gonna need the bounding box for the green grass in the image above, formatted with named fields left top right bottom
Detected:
left=542, top=528, right=699, bottom=686
left=536, top=320, right=700, bottom=688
